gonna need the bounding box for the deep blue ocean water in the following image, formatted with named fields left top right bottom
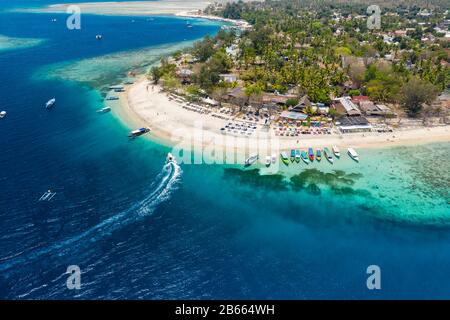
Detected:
left=0, top=1, right=450, bottom=299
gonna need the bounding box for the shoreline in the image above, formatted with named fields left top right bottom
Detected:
left=118, top=78, right=450, bottom=155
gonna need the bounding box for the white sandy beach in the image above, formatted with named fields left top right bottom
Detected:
left=119, top=78, right=450, bottom=155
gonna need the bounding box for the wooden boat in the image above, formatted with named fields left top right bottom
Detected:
left=295, top=150, right=301, bottom=163
left=301, top=150, right=309, bottom=164
left=308, top=148, right=314, bottom=162
left=348, top=148, right=359, bottom=162
left=316, top=149, right=322, bottom=161
left=290, top=149, right=296, bottom=162
left=323, top=147, right=334, bottom=164
left=280, top=152, right=289, bottom=165
left=332, top=145, right=340, bottom=158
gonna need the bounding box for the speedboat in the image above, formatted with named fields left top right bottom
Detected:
left=323, top=147, right=334, bottom=164
left=280, top=152, right=289, bottom=165
left=0, top=111, right=6, bottom=119
left=308, top=148, right=314, bottom=162
left=290, top=149, right=296, bottom=162
left=265, top=156, right=271, bottom=167
left=46, top=98, right=56, bottom=109
left=332, top=145, right=340, bottom=158
left=166, top=152, right=176, bottom=163
left=301, top=150, right=309, bottom=164
left=316, top=149, right=322, bottom=161
left=348, top=148, right=359, bottom=162
left=128, top=127, right=150, bottom=138
left=245, top=154, right=259, bottom=167
left=295, top=150, right=301, bottom=163
left=96, top=106, right=111, bottom=113
left=271, top=154, right=277, bottom=164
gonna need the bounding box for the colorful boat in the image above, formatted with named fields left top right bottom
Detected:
left=295, top=150, right=301, bottom=163
left=308, top=148, right=314, bottom=162
left=323, top=147, right=334, bottom=164
left=301, top=150, right=309, bottom=164
left=332, top=145, right=340, bottom=158
left=348, top=148, right=359, bottom=162
left=280, top=152, right=289, bottom=165
left=290, top=149, right=296, bottom=162
left=316, top=149, right=322, bottom=161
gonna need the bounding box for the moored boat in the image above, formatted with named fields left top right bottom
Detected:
left=295, top=149, right=301, bottom=163
left=290, top=149, right=296, bottom=162
left=265, top=156, right=271, bottom=167
left=0, top=111, right=6, bottom=118
left=280, top=152, right=289, bottom=165
left=96, top=106, right=111, bottom=113
left=109, top=85, right=124, bottom=90
left=332, top=145, right=340, bottom=158
left=245, top=154, right=259, bottom=167
left=106, top=96, right=119, bottom=101
left=45, top=98, right=56, bottom=109
left=271, top=154, right=277, bottom=164
left=348, top=148, right=359, bottom=162
left=128, top=127, right=150, bottom=138
left=308, top=148, right=314, bottom=162
left=316, top=149, right=322, bottom=161
left=301, top=150, right=309, bottom=164
left=323, top=147, right=334, bottom=164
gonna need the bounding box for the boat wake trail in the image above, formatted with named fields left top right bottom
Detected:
left=0, top=162, right=182, bottom=273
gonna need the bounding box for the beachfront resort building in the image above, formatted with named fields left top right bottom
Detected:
left=337, top=116, right=373, bottom=133
left=332, top=97, right=361, bottom=116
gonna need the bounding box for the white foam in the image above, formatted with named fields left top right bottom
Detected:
left=0, top=161, right=182, bottom=273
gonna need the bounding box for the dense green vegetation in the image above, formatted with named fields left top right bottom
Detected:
left=151, top=0, right=449, bottom=118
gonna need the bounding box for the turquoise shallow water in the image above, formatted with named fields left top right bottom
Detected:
left=0, top=1, right=449, bottom=299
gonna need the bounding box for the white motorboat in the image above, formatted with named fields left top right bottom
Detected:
left=0, top=111, right=6, bottom=119
left=245, top=154, right=259, bottom=167
left=332, top=145, right=340, bottom=158
left=271, top=153, right=277, bottom=164
left=46, top=98, right=56, bottom=109
left=348, top=148, right=359, bottom=162
left=97, top=107, right=111, bottom=113
left=265, top=156, right=271, bottom=167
